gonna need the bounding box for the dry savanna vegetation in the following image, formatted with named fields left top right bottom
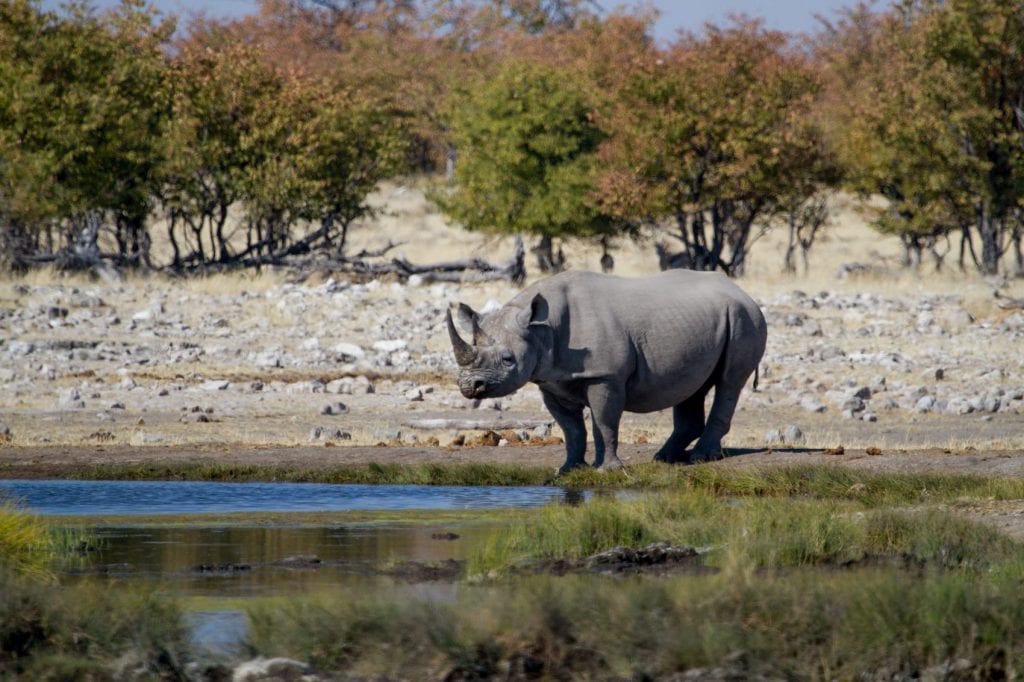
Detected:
left=3, top=2, right=1024, bottom=680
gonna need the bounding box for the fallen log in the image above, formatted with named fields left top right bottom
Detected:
left=994, top=291, right=1024, bottom=310
left=287, top=235, right=526, bottom=284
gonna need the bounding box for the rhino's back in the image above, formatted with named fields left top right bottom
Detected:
left=523, top=270, right=765, bottom=411
left=527, top=269, right=759, bottom=331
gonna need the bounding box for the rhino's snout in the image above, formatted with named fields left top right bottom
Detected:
left=459, top=377, right=489, bottom=399
left=462, top=376, right=485, bottom=399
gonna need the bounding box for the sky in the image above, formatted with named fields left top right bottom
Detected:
left=42, top=0, right=856, bottom=41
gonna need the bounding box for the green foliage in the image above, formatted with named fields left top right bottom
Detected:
left=0, top=568, right=186, bottom=679
left=0, top=502, right=60, bottom=579
left=469, top=467, right=1024, bottom=575
left=438, top=60, right=617, bottom=242
left=0, top=0, right=174, bottom=266
left=825, top=0, right=1024, bottom=273
left=248, top=568, right=1024, bottom=679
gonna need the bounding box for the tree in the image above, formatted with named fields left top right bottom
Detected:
left=0, top=0, right=174, bottom=270
left=159, top=34, right=285, bottom=268
left=438, top=60, right=617, bottom=270
left=600, top=19, right=828, bottom=276
left=822, top=0, right=1024, bottom=275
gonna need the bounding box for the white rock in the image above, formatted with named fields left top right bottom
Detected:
left=285, top=380, right=325, bottom=394
left=332, top=342, right=365, bottom=359
left=783, top=425, right=804, bottom=443
left=231, top=656, right=314, bottom=682
left=254, top=352, right=283, bottom=368
left=373, top=339, right=407, bottom=353
left=800, top=397, right=827, bottom=413
left=914, top=395, right=936, bottom=413
left=201, top=380, right=230, bottom=391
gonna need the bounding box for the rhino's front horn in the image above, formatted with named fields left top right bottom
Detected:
left=446, top=308, right=476, bottom=366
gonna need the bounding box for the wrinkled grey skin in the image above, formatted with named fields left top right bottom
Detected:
left=446, top=270, right=767, bottom=474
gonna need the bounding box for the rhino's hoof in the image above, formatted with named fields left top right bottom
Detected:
left=557, top=461, right=588, bottom=476
left=595, top=459, right=624, bottom=473
left=688, top=447, right=723, bottom=464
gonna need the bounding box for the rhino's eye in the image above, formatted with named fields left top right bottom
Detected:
left=500, top=351, right=516, bottom=367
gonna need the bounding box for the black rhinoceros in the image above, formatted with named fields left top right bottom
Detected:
left=446, top=269, right=767, bottom=473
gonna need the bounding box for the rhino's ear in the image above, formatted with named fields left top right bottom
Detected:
left=516, top=293, right=549, bottom=330
left=458, top=303, right=487, bottom=344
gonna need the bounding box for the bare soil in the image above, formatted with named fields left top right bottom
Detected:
left=5, top=440, right=1024, bottom=479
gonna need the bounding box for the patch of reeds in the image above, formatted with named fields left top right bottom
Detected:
left=469, top=489, right=1024, bottom=576
left=0, top=569, right=187, bottom=679
left=245, top=568, right=1024, bottom=679
left=0, top=501, right=97, bottom=579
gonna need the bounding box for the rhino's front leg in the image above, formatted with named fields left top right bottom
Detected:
left=586, top=381, right=625, bottom=471
left=541, top=390, right=588, bottom=474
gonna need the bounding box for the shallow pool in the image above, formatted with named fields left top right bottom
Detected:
left=0, top=479, right=570, bottom=516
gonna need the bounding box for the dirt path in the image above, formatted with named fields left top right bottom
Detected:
left=4, top=442, right=1024, bottom=479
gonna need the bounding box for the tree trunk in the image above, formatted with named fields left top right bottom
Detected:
left=783, top=217, right=798, bottom=274
left=978, top=202, right=1002, bottom=275
left=1012, top=225, right=1024, bottom=278
left=902, top=235, right=922, bottom=270
left=532, top=234, right=563, bottom=273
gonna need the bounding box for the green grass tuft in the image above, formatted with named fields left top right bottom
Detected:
left=72, top=461, right=558, bottom=486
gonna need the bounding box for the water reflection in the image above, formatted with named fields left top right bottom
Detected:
left=67, top=523, right=493, bottom=597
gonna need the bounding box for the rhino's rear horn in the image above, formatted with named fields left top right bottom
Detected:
left=446, top=308, right=476, bottom=366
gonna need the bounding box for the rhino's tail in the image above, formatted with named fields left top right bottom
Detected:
left=753, top=366, right=760, bottom=392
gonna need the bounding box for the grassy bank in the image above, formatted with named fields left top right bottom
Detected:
left=243, top=465, right=1024, bottom=679
left=71, top=461, right=559, bottom=486
left=64, top=459, right=1024, bottom=500
left=4, top=464, right=1024, bottom=678
left=246, top=569, right=1024, bottom=680
left=0, top=504, right=184, bottom=680
left=469, top=490, right=1022, bottom=575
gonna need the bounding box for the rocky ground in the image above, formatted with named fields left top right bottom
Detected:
left=1, top=184, right=1023, bottom=477
left=1, top=268, right=1022, bottom=461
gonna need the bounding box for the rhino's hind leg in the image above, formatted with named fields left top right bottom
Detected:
left=687, top=374, right=755, bottom=464
left=653, top=392, right=707, bottom=464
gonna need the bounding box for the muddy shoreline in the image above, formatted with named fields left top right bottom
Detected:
left=5, top=442, right=1024, bottom=480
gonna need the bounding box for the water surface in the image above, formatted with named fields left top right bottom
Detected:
left=0, top=479, right=567, bottom=516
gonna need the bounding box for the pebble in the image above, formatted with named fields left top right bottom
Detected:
left=320, top=402, right=349, bottom=416
left=231, top=657, right=317, bottom=682
left=308, top=427, right=352, bottom=442
left=783, top=425, right=804, bottom=443
left=373, top=428, right=401, bottom=441
left=800, top=397, right=827, bottom=413
left=200, top=380, right=230, bottom=391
